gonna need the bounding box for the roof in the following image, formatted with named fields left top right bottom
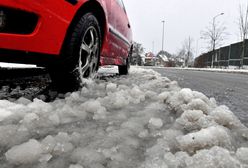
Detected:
left=158, top=54, right=169, bottom=62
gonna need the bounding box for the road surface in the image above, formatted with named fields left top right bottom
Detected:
left=151, top=67, right=248, bottom=126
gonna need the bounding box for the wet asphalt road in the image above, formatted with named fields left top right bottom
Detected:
left=151, top=67, right=248, bottom=126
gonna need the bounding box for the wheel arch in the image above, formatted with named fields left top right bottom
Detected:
left=60, top=0, right=107, bottom=55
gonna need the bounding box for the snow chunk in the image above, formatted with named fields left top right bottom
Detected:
left=192, top=91, right=211, bottom=105
left=0, top=109, right=12, bottom=121
left=179, top=88, right=194, bottom=103
left=138, top=130, right=149, bottom=138
left=177, top=126, right=233, bottom=153
left=157, top=91, right=170, bottom=102
left=148, top=118, right=163, bottom=129
left=176, top=110, right=212, bottom=131
left=16, top=97, right=32, bottom=105
left=82, top=99, right=102, bottom=113
left=186, top=98, right=211, bottom=114
left=106, top=83, right=117, bottom=92
left=186, top=146, right=241, bottom=168
left=23, top=113, right=39, bottom=124
left=5, top=139, right=43, bottom=164
left=0, top=67, right=247, bottom=167
left=236, top=148, right=248, bottom=164
left=71, top=148, right=105, bottom=165
left=130, top=86, right=146, bottom=104
left=69, top=164, right=84, bottom=168
left=210, top=105, right=243, bottom=129
left=41, top=135, right=56, bottom=153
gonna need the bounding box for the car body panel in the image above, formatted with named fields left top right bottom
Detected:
left=0, top=0, right=132, bottom=66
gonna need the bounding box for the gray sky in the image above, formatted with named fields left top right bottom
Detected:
left=124, top=0, right=247, bottom=56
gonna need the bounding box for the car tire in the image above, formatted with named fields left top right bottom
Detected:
left=49, top=13, right=101, bottom=92
left=118, top=46, right=132, bottom=75
left=118, top=57, right=130, bottom=75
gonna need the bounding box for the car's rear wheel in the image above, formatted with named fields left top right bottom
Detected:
left=118, top=47, right=132, bottom=75
left=49, top=13, right=101, bottom=92
left=118, top=57, right=130, bottom=75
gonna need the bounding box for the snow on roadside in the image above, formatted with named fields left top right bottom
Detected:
left=0, top=67, right=248, bottom=168
left=157, top=66, right=248, bottom=75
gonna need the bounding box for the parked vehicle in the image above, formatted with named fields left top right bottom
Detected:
left=0, top=0, right=132, bottom=91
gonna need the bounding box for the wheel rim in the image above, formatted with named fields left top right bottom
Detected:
left=77, top=26, right=99, bottom=83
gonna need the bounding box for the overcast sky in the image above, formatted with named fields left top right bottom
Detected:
left=124, top=0, right=248, bottom=56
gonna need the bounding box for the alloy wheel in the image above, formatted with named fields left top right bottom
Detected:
left=76, top=26, right=99, bottom=83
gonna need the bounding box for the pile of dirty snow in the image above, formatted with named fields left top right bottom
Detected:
left=0, top=67, right=248, bottom=168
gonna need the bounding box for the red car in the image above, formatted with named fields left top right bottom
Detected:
left=0, top=0, right=132, bottom=91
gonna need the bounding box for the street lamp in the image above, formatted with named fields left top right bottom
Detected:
left=162, top=20, right=165, bottom=52
left=211, top=13, right=224, bottom=68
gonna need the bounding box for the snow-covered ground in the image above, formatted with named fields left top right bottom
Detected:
left=0, top=63, right=36, bottom=68
left=159, top=67, right=248, bottom=74
left=0, top=67, right=248, bottom=168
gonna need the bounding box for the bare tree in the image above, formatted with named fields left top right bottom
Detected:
left=175, top=37, right=194, bottom=67
left=201, top=13, right=227, bottom=67
left=238, top=3, right=248, bottom=68
left=183, top=37, right=194, bottom=67
left=174, top=48, right=186, bottom=67
left=131, top=42, right=144, bottom=65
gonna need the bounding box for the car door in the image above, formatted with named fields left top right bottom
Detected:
left=109, top=0, right=131, bottom=60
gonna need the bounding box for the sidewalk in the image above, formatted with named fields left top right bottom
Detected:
left=163, top=67, right=248, bottom=75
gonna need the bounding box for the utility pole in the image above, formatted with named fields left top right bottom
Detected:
left=162, top=20, right=165, bottom=52
left=211, top=13, right=224, bottom=68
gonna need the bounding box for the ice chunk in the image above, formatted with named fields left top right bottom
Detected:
left=176, top=110, right=211, bottom=131
left=186, top=146, right=241, bottom=168
left=22, top=113, right=39, bottom=124
left=41, top=135, right=56, bottom=153
left=93, top=107, right=108, bottom=120
left=69, top=164, right=84, bottom=168
left=106, top=83, right=117, bottom=92
left=130, top=86, right=145, bottom=104
left=138, top=130, right=149, bottom=138
left=39, top=154, right=52, bottom=162
left=179, top=88, right=194, bottom=103
left=71, top=148, right=105, bottom=165
left=81, top=99, right=102, bottom=113
left=0, top=125, right=18, bottom=147
left=192, top=91, right=210, bottom=104
left=27, top=99, right=54, bottom=116
left=16, top=97, right=32, bottom=105
left=145, top=91, right=157, bottom=100
left=186, top=98, right=211, bottom=114
left=210, top=105, right=243, bottom=129
left=53, top=132, right=74, bottom=155
left=5, top=139, right=43, bottom=164
left=236, top=147, right=248, bottom=164
left=48, top=113, right=60, bottom=125
left=148, top=118, right=163, bottom=129
left=160, top=129, right=183, bottom=152
left=157, top=91, right=170, bottom=102
left=177, top=126, right=233, bottom=153
left=53, top=142, right=74, bottom=155
left=0, top=109, right=12, bottom=121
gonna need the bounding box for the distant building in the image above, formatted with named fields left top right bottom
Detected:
left=144, top=52, right=155, bottom=66
left=156, top=50, right=175, bottom=67
left=156, top=54, right=169, bottom=66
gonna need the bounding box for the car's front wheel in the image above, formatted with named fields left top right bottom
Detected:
left=49, top=13, right=101, bottom=92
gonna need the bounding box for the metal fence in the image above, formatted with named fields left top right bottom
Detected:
left=195, top=39, right=248, bottom=68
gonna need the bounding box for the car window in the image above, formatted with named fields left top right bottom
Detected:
left=116, top=0, right=126, bottom=13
